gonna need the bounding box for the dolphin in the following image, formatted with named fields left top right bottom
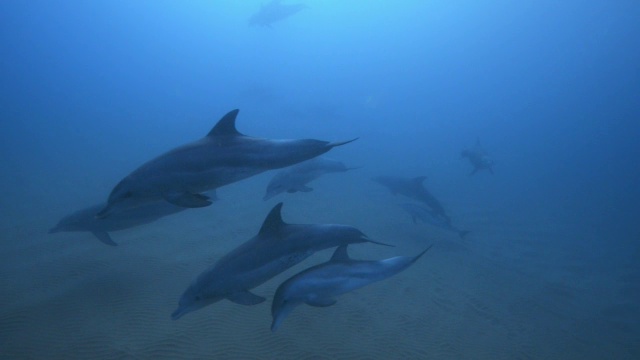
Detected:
left=249, top=0, right=307, bottom=27
left=270, top=244, right=432, bottom=332
left=48, top=199, right=197, bottom=246
left=97, top=109, right=356, bottom=218
left=372, top=175, right=451, bottom=224
left=263, top=157, right=356, bottom=201
left=171, top=202, right=389, bottom=320
left=461, top=138, right=494, bottom=175
left=399, top=203, right=469, bottom=239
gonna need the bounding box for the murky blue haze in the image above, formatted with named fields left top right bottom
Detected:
left=1, top=1, right=638, bottom=359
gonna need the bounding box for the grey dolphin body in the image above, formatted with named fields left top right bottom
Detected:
left=373, top=175, right=451, bottom=224
left=461, top=139, right=494, bottom=176
left=49, top=200, right=193, bottom=246
left=263, top=157, right=355, bottom=201
left=171, top=203, right=386, bottom=320
left=249, top=0, right=307, bottom=27
left=97, top=109, right=356, bottom=218
left=271, top=244, right=431, bottom=332
left=399, top=203, right=469, bottom=239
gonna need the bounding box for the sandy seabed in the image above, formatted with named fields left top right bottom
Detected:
left=1, top=177, right=638, bottom=359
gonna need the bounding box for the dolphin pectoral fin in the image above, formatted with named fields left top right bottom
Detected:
left=163, top=192, right=212, bottom=208
left=286, top=189, right=297, bottom=193
left=92, top=231, right=118, bottom=246
left=227, top=290, right=266, bottom=306
left=306, top=298, right=337, bottom=307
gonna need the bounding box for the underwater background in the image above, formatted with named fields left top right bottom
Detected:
left=1, top=0, right=639, bottom=359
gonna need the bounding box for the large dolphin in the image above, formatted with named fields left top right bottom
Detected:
left=399, top=203, right=469, bottom=239
left=97, top=109, right=356, bottom=218
left=372, top=175, right=451, bottom=224
left=48, top=199, right=196, bottom=246
left=461, top=138, right=494, bottom=175
left=263, top=157, right=356, bottom=201
left=249, top=0, right=307, bottom=27
left=270, top=244, right=431, bottom=332
left=171, top=202, right=388, bottom=320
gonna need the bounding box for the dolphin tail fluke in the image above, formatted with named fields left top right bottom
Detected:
left=327, top=138, right=358, bottom=148
left=92, top=231, right=118, bottom=246
left=459, top=230, right=470, bottom=239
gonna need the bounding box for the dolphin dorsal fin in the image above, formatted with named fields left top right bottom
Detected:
left=330, top=245, right=350, bottom=262
left=207, top=109, right=242, bottom=137
left=259, top=202, right=287, bottom=235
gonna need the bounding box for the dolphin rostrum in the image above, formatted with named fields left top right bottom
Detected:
left=372, top=175, right=451, bottom=224
left=461, top=138, right=494, bottom=176
left=263, top=157, right=356, bottom=201
left=48, top=199, right=198, bottom=246
left=171, top=202, right=389, bottom=320
left=97, top=109, right=356, bottom=218
left=270, top=244, right=432, bottom=332
left=399, top=203, right=469, bottom=239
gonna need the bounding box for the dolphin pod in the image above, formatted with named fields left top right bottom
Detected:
left=45, top=104, right=493, bottom=332
left=97, top=109, right=356, bottom=218
left=171, top=202, right=390, bottom=320
left=270, top=244, right=432, bottom=332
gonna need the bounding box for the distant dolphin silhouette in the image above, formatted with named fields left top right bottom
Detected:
left=97, top=109, right=356, bottom=218
left=263, top=157, right=356, bottom=201
left=399, top=203, right=469, bottom=239
left=461, top=138, right=493, bottom=176
left=49, top=198, right=202, bottom=245
left=171, top=202, right=389, bottom=320
left=249, top=0, right=307, bottom=27
left=270, top=244, right=431, bottom=332
left=372, top=175, right=451, bottom=224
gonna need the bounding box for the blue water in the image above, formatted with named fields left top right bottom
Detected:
left=1, top=1, right=638, bottom=359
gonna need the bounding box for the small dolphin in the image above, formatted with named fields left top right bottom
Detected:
left=372, top=175, right=451, bottom=224
left=461, top=138, right=494, bottom=175
left=399, top=203, right=469, bottom=239
left=271, top=244, right=431, bottom=332
left=97, top=109, right=356, bottom=218
left=263, top=157, right=356, bottom=201
left=48, top=199, right=196, bottom=246
left=249, top=0, right=307, bottom=27
left=171, top=202, right=388, bottom=320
